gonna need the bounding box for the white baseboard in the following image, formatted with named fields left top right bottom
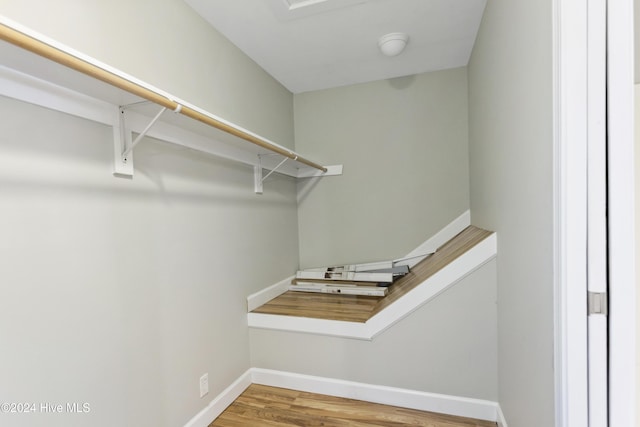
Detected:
left=185, top=368, right=503, bottom=426
left=246, top=275, right=294, bottom=312
left=183, top=369, right=252, bottom=427
left=250, top=368, right=499, bottom=423
left=497, top=404, right=508, bottom=427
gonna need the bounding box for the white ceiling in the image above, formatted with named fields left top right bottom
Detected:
left=184, top=0, right=487, bottom=93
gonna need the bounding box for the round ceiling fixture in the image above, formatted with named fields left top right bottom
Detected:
left=378, top=32, right=409, bottom=57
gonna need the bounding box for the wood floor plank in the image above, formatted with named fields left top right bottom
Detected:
left=250, top=226, right=493, bottom=322
left=209, top=385, right=496, bottom=427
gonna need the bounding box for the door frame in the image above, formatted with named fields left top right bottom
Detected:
left=606, top=0, right=636, bottom=425
left=553, top=0, right=589, bottom=424
left=554, top=0, right=636, bottom=426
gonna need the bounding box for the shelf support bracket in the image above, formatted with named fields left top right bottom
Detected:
left=254, top=167, right=262, bottom=194
left=113, top=106, right=134, bottom=177
left=262, top=157, right=289, bottom=183
left=122, top=106, right=168, bottom=159
left=112, top=103, right=183, bottom=178
left=254, top=155, right=290, bottom=194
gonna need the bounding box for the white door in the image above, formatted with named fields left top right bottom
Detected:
left=586, top=0, right=636, bottom=424
left=555, top=0, right=635, bottom=425
left=587, top=0, right=608, bottom=425
left=606, top=0, right=636, bottom=425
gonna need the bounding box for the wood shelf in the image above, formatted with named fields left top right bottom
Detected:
left=251, top=226, right=494, bottom=323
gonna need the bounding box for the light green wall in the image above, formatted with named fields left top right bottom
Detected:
left=0, top=1, right=298, bottom=426
left=468, top=0, right=555, bottom=425
left=0, top=97, right=298, bottom=427
left=0, top=2, right=511, bottom=425
left=0, top=0, right=294, bottom=147
left=250, top=260, right=498, bottom=401
left=294, top=68, right=470, bottom=268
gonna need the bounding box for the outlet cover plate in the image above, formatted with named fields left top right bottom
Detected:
left=199, top=373, right=209, bottom=398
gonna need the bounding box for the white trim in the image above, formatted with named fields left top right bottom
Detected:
left=249, top=368, right=499, bottom=423
left=401, top=210, right=470, bottom=266
left=184, top=368, right=503, bottom=426
left=248, top=312, right=366, bottom=338
left=585, top=0, right=608, bottom=425
left=607, top=0, right=636, bottom=424
left=297, top=164, right=343, bottom=178
left=0, top=65, right=114, bottom=125
left=496, top=404, right=508, bottom=427
left=367, top=234, right=495, bottom=339
left=246, top=275, right=294, bottom=312
left=247, top=233, right=496, bottom=339
left=553, top=0, right=590, bottom=425
left=182, top=369, right=252, bottom=427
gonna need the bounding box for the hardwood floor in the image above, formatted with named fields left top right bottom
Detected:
left=209, top=384, right=496, bottom=427
left=251, top=226, right=493, bottom=322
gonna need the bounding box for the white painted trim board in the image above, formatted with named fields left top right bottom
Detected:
left=552, top=0, right=603, bottom=425
left=401, top=210, right=471, bottom=266
left=247, top=275, right=294, bottom=312
left=497, top=404, right=508, bottom=427
left=606, top=0, right=636, bottom=424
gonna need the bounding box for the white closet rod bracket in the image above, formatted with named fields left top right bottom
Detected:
left=113, top=102, right=183, bottom=177
left=122, top=105, right=167, bottom=159
left=113, top=106, right=134, bottom=177
left=254, top=164, right=263, bottom=194
left=261, top=157, right=288, bottom=183
left=254, top=154, right=298, bottom=194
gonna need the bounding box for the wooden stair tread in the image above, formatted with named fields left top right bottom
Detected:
left=250, top=226, right=493, bottom=323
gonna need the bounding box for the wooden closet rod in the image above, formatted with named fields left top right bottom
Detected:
left=0, top=23, right=327, bottom=173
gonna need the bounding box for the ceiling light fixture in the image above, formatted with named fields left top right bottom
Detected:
left=378, top=32, right=409, bottom=57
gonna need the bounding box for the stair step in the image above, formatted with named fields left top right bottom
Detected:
left=251, top=226, right=493, bottom=323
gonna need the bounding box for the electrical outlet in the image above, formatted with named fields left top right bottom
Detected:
left=199, top=373, right=209, bottom=398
